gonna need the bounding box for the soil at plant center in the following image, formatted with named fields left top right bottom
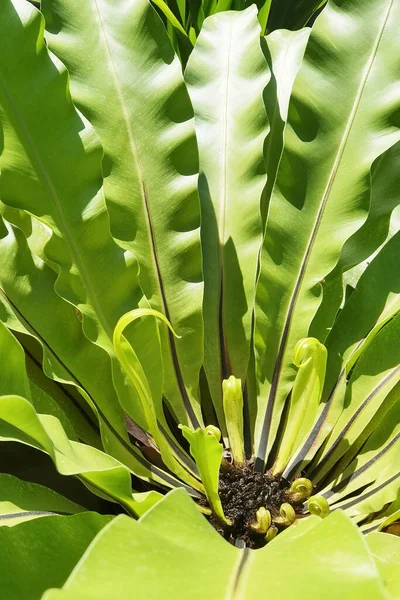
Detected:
left=199, top=462, right=304, bottom=549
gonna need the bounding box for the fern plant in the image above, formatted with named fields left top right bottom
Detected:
left=0, top=0, right=400, bottom=598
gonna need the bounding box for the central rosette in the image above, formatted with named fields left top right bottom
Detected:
left=115, top=312, right=330, bottom=548
left=199, top=462, right=313, bottom=548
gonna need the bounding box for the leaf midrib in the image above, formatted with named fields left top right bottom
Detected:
left=315, top=362, right=400, bottom=477
left=226, top=547, right=252, bottom=599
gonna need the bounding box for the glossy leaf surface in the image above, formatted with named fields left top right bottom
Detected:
left=255, top=0, right=400, bottom=467
left=0, top=513, right=111, bottom=600
left=185, top=6, right=269, bottom=428
left=43, top=490, right=390, bottom=600
left=42, top=0, right=204, bottom=428
left=0, top=474, right=84, bottom=527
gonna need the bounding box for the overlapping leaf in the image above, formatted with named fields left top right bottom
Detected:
left=255, top=0, right=400, bottom=469
left=0, top=512, right=111, bottom=600
left=0, top=4, right=399, bottom=599
left=261, top=27, right=310, bottom=223
left=0, top=0, right=141, bottom=353
left=0, top=220, right=166, bottom=484
left=0, top=0, right=173, bottom=473
left=185, top=6, right=269, bottom=431
left=0, top=319, right=174, bottom=516
left=286, top=230, right=400, bottom=478
left=42, top=0, right=204, bottom=429
left=42, top=490, right=391, bottom=600
left=310, top=140, right=400, bottom=342
left=0, top=474, right=84, bottom=527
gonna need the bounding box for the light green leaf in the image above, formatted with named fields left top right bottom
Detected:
left=255, top=0, right=400, bottom=469
left=0, top=221, right=163, bottom=484
left=285, top=230, right=400, bottom=478
left=43, top=491, right=389, bottom=600
left=180, top=426, right=227, bottom=522
left=113, top=308, right=203, bottom=492
left=0, top=474, right=84, bottom=527
left=0, top=0, right=164, bottom=469
left=367, top=533, right=400, bottom=600
left=185, top=6, right=269, bottom=432
left=42, top=0, right=204, bottom=429
left=261, top=27, right=310, bottom=223
left=0, top=394, right=163, bottom=517
left=43, top=491, right=237, bottom=600
left=311, top=140, right=400, bottom=342
left=258, top=0, right=272, bottom=32
left=151, top=0, right=189, bottom=37
left=312, top=313, right=400, bottom=484
left=242, top=511, right=388, bottom=600
left=0, top=512, right=111, bottom=600
left=273, top=337, right=327, bottom=474
left=222, top=376, right=245, bottom=465
left=0, top=0, right=142, bottom=356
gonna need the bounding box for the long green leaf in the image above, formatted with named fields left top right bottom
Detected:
left=0, top=0, right=168, bottom=469
left=0, top=512, right=111, bottom=600
left=258, top=0, right=272, bottom=32
left=42, top=0, right=204, bottom=429
left=0, top=474, right=84, bottom=527
left=310, top=140, right=400, bottom=342
left=311, top=313, right=400, bottom=484
left=367, top=533, right=400, bottom=600
left=42, top=490, right=389, bottom=600
left=261, top=26, right=310, bottom=224
left=273, top=337, right=327, bottom=474
left=254, top=0, right=400, bottom=469
left=321, top=396, right=400, bottom=513
left=285, top=230, right=400, bottom=478
left=0, top=0, right=142, bottom=355
left=180, top=426, right=227, bottom=522
left=0, top=395, right=164, bottom=518
left=243, top=27, right=309, bottom=442
left=151, top=0, right=189, bottom=36
left=185, top=6, right=269, bottom=432
left=0, top=220, right=166, bottom=485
